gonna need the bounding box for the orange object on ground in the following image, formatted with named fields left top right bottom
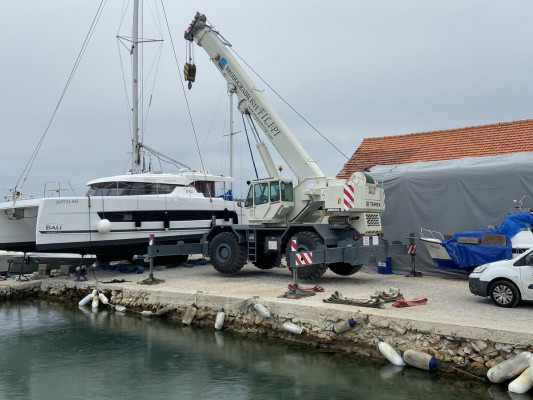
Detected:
left=393, top=297, right=428, bottom=308
left=287, top=283, right=325, bottom=292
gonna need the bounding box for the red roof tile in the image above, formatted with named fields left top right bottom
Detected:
left=337, top=119, right=533, bottom=179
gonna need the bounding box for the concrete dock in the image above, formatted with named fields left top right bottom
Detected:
left=1, top=261, right=532, bottom=378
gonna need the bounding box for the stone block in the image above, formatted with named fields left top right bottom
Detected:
left=60, top=265, right=72, bottom=275
left=37, top=264, right=51, bottom=276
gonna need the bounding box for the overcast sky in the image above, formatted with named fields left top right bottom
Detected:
left=1, top=0, right=532, bottom=200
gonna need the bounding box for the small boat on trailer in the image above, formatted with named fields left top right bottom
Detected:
left=420, top=211, right=533, bottom=271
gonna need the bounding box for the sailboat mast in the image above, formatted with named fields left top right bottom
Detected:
left=132, top=0, right=141, bottom=174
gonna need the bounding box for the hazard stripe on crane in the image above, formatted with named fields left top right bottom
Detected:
left=343, top=184, right=355, bottom=211
left=295, top=252, right=313, bottom=265
left=290, top=239, right=297, bottom=252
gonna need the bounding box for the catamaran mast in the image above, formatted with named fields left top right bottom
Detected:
left=132, top=0, right=141, bottom=174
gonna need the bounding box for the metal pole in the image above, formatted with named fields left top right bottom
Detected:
left=140, top=234, right=165, bottom=285
left=75, top=254, right=87, bottom=282
left=405, top=233, right=422, bottom=278
left=132, top=0, right=141, bottom=173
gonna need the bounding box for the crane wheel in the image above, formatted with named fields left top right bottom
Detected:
left=253, top=252, right=283, bottom=270
left=209, top=232, right=247, bottom=275
left=328, top=263, right=362, bottom=276
left=286, top=231, right=328, bottom=280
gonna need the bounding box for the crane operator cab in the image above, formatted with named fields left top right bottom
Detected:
left=244, top=178, right=294, bottom=224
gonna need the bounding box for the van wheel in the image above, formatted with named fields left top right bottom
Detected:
left=489, top=280, right=521, bottom=308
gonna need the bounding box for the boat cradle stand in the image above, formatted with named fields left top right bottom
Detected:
left=405, top=233, right=422, bottom=278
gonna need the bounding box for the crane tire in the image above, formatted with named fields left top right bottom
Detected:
left=253, top=252, right=283, bottom=270
left=328, top=263, right=362, bottom=276
left=209, top=232, right=247, bottom=275
left=286, top=231, right=328, bottom=280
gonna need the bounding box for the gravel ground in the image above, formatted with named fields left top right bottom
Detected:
left=68, top=259, right=533, bottom=339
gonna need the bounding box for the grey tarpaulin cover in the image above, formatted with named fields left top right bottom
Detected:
left=368, top=152, right=533, bottom=278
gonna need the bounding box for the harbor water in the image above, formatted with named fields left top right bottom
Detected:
left=0, top=300, right=510, bottom=400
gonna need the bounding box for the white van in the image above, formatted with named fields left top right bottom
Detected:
left=469, top=247, right=533, bottom=307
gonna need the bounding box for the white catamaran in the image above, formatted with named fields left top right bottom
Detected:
left=0, top=1, right=244, bottom=262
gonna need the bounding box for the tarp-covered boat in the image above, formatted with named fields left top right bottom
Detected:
left=421, top=212, right=533, bottom=271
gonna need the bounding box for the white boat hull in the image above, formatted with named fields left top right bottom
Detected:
left=0, top=199, right=40, bottom=252
left=34, top=193, right=243, bottom=259
left=419, top=238, right=451, bottom=261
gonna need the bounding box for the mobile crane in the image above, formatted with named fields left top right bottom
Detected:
left=149, top=13, right=405, bottom=280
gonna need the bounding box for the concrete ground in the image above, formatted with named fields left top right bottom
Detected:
left=3, top=259, right=530, bottom=345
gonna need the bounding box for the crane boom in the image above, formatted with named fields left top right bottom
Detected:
left=185, top=13, right=324, bottom=182
left=185, top=12, right=385, bottom=235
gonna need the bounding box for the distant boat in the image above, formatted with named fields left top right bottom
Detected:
left=420, top=211, right=533, bottom=271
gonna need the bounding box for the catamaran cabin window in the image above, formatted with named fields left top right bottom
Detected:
left=190, top=181, right=216, bottom=197
left=86, top=182, right=178, bottom=196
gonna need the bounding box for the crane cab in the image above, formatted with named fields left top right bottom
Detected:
left=244, top=178, right=294, bottom=224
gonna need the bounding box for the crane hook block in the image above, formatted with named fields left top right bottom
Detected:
left=183, top=63, right=196, bottom=90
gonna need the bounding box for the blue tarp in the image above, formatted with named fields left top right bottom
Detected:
left=442, top=212, right=533, bottom=269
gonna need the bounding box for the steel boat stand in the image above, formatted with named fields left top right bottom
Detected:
left=15, top=253, right=30, bottom=281
left=405, top=233, right=422, bottom=278
left=75, top=254, right=88, bottom=282
left=139, top=235, right=165, bottom=285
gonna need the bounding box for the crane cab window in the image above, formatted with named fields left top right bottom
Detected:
left=244, top=181, right=293, bottom=207
left=280, top=181, right=293, bottom=202
left=254, top=182, right=269, bottom=205
left=245, top=186, right=254, bottom=207
left=270, top=182, right=280, bottom=202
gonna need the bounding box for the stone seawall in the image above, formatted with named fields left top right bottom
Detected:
left=2, top=279, right=530, bottom=380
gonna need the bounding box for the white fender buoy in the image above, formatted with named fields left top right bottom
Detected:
left=114, top=305, right=126, bottom=313
left=509, top=367, right=533, bottom=394
left=182, top=303, right=198, bottom=326
left=254, top=303, right=270, bottom=318
left=487, top=352, right=532, bottom=383
left=378, top=342, right=406, bottom=366
left=91, top=295, right=100, bottom=309
left=283, top=322, right=303, bottom=334
left=332, top=318, right=356, bottom=333
left=97, top=219, right=111, bottom=234
left=403, top=349, right=438, bottom=370
left=141, top=310, right=154, bottom=317
left=215, top=308, right=225, bottom=331
left=78, top=293, right=93, bottom=306
left=156, top=307, right=170, bottom=316
left=98, top=292, right=109, bottom=305
left=91, top=289, right=98, bottom=298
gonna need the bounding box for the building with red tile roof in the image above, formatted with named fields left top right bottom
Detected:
left=337, top=119, right=533, bottom=179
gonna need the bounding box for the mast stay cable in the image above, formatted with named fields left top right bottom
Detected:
left=14, top=0, right=108, bottom=197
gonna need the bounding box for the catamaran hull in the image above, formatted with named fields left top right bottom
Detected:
left=0, top=199, right=40, bottom=252
left=34, top=195, right=241, bottom=260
